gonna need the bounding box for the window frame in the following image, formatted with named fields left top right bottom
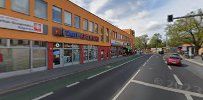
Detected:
left=11, top=0, right=30, bottom=15
left=52, top=6, right=62, bottom=23
left=83, top=19, right=88, bottom=31
left=74, top=15, right=80, bottom=29
left=94, top=23, right=98, bottom=33
left=34, top=0, right=48, bottom=19
left=64, top=11, right=72, bottom=26
left=88, top=21, right=94, bottom=32
left=0, top=0, right=5, bottom=8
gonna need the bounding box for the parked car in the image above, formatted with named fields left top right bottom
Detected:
left=167, top=55, right=182, bottom=66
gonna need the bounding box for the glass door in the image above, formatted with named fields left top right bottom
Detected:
left=63, top=49, right=72, bottom=66
left=53, top=49, right=63, bottom=68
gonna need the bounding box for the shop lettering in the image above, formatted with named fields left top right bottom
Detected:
left=63, top=30, right=99, bottom=42
left=0, top=14, right=43, bottom=33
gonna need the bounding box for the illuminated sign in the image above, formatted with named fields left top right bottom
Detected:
left=63, top=30, right=99, bottom=42
left=52, top=27, right=63, bottom=36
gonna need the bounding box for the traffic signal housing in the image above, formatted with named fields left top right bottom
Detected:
left=167, top=15, right=173, bottom=22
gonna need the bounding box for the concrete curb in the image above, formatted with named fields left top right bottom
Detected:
left=185, top=59, right=203, bottom=67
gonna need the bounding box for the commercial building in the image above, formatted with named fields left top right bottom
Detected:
left=0, top=0, right=135, bottom=77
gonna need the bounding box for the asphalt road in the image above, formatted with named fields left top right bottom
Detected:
left=41, top=54, right=151, bottom=100
left=2, top=54, right=203, bottom=100
left=115, top=54, right=203, bottom=100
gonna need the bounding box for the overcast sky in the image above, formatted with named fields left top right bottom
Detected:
left=70, top=0, right=203, bottom=37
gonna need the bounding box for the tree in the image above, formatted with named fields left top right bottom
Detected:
left=166, top=9, right=203, bottom=55
left=149, top=33, right=163, bottom=48
left=134, top=34, right=149, bottom=50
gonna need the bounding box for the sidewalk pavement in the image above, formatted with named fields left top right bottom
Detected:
left=185, top=56, right=203, bottom=67
left=0, top=55, right=138, bottom=95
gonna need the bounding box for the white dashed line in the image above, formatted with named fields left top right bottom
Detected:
left=87, top=56, right=144, bottom=80
left=32, top=92, right=53, bottom=100
left=143, top=62, right=147, bottom=66
left=131, top=80, right=203, bottom=98
left=112, top=69, right=141, bottom=100
left=185, top=94, right=194, bottom=100
left=173, top=74, right=183, bottom=85
left=168, top=66, right=172, bottom=70
left=66, top=82, right=80, bottom=88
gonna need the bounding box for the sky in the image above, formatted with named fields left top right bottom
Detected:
left=70, top=0, right=203, bottom=37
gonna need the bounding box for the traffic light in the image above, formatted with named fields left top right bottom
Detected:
left=167, top=15, right=173, bottom=22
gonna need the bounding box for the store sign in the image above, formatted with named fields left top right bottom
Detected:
left=52, top=27, right=63, bottom=36
left=63, top=30, right=99, bottom=42
left=0, top=14, right=43, bottom=33
left=111, top=40, right=123, bottom=46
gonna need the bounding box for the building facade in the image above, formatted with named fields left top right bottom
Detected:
left=0, top=0, right=135, bottom=77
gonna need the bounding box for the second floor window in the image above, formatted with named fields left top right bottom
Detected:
left=35, top=0, right=47, bottom=19
left=74, top=15, right=80, bottom=29
left=94, top=23, right=98, bottom=33
left=88, top=21, right=94, bottom=32
left=52, top=6, right=62, bottom=23
left=0, top=0, right=5, bottom=8
left=83, top=19, right=88, bottom=31
left=11, top=0, right=29, bottom=15
left=64, top=11, right=72, bottom=26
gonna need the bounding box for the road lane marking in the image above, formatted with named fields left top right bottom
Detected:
left=168, top=66, right=172, bottom=70
left=185, top=94, right=194, bottom=100
left=66, top=82, right=80, bottom=88
left=112, top=69, right=141, bottom=100
left=32, top=92, right=53, bottom=100
left=173, top=74, right=183, bottom=85
left=131, top=80, right=203, bottom=98
left=143, top=62, right=147, bottom=66
left=87, top=56, right=144, bottom=80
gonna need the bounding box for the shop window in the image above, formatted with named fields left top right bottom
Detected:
left=74, top=15, right=80, bottom=28
left=52, top=6, right=62, bottom=23
left=72, top=49, right=80, bottom=63
left=64, top=49, right=72, bottom=64
left=64, top=43, right=72, bottom=48
left=94, top=23, right=98, bottom=33
left=0, top=39, right=7, bottom=46
left=33, top=49, right=46, bottom=68
left=32, top=41, right=47, bottom=47
left=11, top=0, right=29, bottom=15
left=35, top=0, right=47, bottom=19
left=88, top=21, right=94, bottom=32
left=64, top=11, right=72, bottom=26
left=83, top=19, right=88, bottom=31
left=10, top=39, right=30, bottom=47
left=0, top=48, right=30, bottom=72
left=0, top=0, right=5, bottom=8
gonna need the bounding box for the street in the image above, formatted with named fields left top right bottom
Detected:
left=1, top=54, right=203, bottom=100
left=42, top=54, right=203, bottom=100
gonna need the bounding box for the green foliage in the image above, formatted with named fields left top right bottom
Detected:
left=149, top=33, right=165, bottom=48
left=134, top=34, right=149, bottom=50
left=166, top=9, right=203, bottom=51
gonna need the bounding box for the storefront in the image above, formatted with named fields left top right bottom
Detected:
left=83, top=45, right=98, bottom=63
left=53, top=43, right=80, bottom=68
left=0, top=38, right=47, bottom=73
left=111, top=40, right=124, bottom=57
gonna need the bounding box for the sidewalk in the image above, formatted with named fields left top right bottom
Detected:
left=0, top=55, right=138, bottom=95
left=185, top=56, right=203, bottom=66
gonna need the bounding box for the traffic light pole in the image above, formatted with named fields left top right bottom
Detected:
left=173, top=13, right=203, bottom=19
left=168, top=13, right=203, bottom=22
